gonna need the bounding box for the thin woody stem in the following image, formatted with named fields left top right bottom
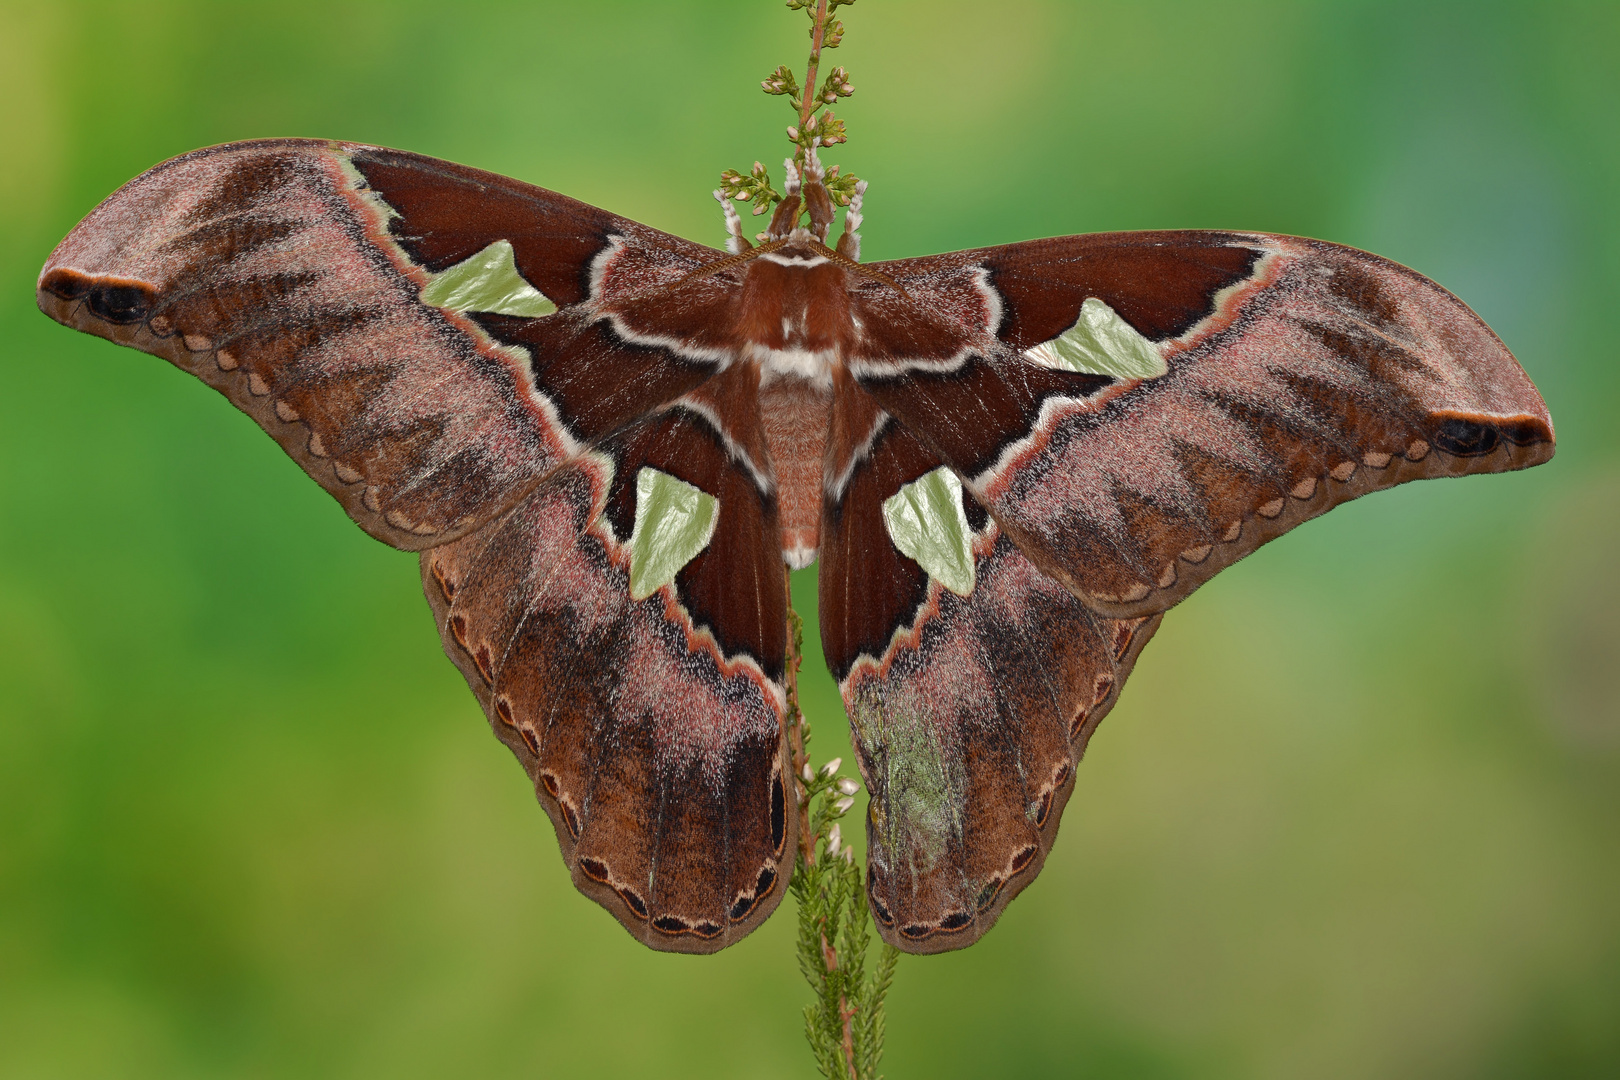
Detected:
left=841, top=1000, right=858, bottom=1079
left=784, top=567, right=815, bottom=866
left=799, top=0, right=831, bottom=131
left=821, top=909, right=857, bottom=1078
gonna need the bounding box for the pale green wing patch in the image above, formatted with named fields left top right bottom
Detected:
left=419, top=239, right=558, bottom=318
left=628, top=467, right=719, bottom=600
left=1022, top=296, right=1167, bottom=380
left=882, top=467, right=975, bottom=596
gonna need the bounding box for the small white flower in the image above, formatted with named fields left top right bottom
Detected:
left=842, top=846, right=855, bottom=865
left=832, top=796, right=855, bottom=815
left=836, top=777, right=859, bottom=796
left=820, top=757, right=842, bottom=778
left=802, top=763, right=815, bottom=783
left=827, top=823, right=842, bottom=856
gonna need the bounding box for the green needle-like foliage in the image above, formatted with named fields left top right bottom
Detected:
left=785, top=605, right=899, bottom=1080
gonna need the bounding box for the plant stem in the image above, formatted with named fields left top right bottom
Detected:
left=799, top=0, right=832, bottom=131
left=785, top=567, right=814, bottom=866
left=785, top=567, right=898, bottom=1080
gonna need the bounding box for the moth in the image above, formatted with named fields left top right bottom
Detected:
left=37, top=139, right=1553, bottom=954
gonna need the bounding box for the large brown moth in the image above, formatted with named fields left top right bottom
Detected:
left=36, top=103, right=1553, bottom=953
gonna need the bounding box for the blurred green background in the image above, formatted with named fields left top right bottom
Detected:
left=2, top=1, right=1616, bottom=1076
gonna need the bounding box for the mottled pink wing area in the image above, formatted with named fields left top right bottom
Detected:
left=818, top=379, right=1160, bottom=951
left=848, top=537, right=1160, bottom=954
left=36, top=139, right=727, bottom=549
left=862, top=232, right=1556, bottom=618
left=423, top=367, right=793, bottom=953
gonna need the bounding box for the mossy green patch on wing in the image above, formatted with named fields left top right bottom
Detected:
left=851, top=686, right=966, bottom=876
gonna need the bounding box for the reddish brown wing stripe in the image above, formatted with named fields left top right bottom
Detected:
left=819, top=409, right=943, bottom=679
left=879, top=231, right=1265, bottom=345
left=347, top=146, right=721, bottom=308
left=472, top=312, right=737, bottom=471
left=848, top=529, right=1156, bottom=953
left=599, top=406, right=786, bottom=680
left=346, top=146, right=736, bottom=449
left=422, top=453, right=792, bottom=953
left=857, top=358, right=1114, bottom=481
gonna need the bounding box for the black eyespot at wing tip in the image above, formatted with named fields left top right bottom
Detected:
left=1431, top=418, right=1500, bottom=458
left=40, top=267, right=93, bottom=302
left=55, top=274, right=158, bottom=326
left=1432, top=416, right=1552, bottom=458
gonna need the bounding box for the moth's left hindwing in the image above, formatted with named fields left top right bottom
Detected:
left=37, top=140, right=792, bottom=953
left=423, top=364, right=793, bottom=951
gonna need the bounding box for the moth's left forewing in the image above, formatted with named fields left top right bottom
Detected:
left=867, top=232, right=1555, bottom=619
left=37, top=140, right=735, bottom=551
